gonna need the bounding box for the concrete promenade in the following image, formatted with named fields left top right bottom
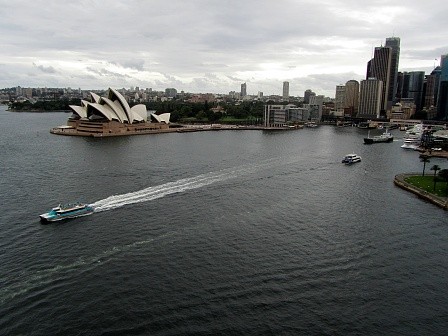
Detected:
left=394, top=173, right=448, bottom=210
left=50, top=124, right=304, bottom=137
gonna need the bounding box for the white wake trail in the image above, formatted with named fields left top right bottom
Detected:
left=91, top=160, right=276, bottom=212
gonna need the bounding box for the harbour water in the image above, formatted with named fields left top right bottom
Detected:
left=0, top=105, right=447, bottom=335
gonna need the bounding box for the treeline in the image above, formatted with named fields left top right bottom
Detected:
left=8, top=98, right=267, bottom=123
left=9, top=99, right=81, bottom=112
left=144, top=100, right=266, bottom=123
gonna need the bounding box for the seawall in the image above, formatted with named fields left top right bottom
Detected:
left=394, top=173, right=448, bottom=210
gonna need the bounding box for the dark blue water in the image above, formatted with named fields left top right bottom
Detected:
left=0, top=105, right=447, bottom=335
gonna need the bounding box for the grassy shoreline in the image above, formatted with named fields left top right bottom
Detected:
left=404, top=175, right=448, bottom=197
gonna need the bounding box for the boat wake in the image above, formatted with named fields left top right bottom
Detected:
left=0, top=159, right=285, bottom=304
left=0, top=230, right=180, bottom=304
left=91, top=159, right=278, bottom=212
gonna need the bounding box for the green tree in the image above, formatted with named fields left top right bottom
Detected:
left=196, top=110, right=207, bottom=121
left=207, top=110, right=222, bottom=123
left=203, top=101, right=210, bottom=113
left=180, top=105, right=193, bottom=118
left=420, top=154, right=430, bottom=177
left=430, top=164, right=441, bottom=191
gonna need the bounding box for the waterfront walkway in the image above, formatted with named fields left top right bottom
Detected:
left=50, top=124, right=304, bottom=137
left=394, top=173, right=448, bottom=210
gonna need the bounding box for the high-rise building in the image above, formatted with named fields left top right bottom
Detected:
left=309, top=95, right=324, bottom=120
left=407, top=71, right=425, bottom=112
left=424, top=72, right=438, bottom=109
left=368, top=46, right=392, bottom=114
left=241, top=83, right=247, bottom=98
left=440, top=54, right=448, bottom=82
left=282, top=81, right=289, bottom=99
left=430, top=66, right=442, bottom=107
left=385, top=37, right=400, bottom=105
left=396, top=72, right=404, bottom=100
left=396, top=71, right=411, bottom=100
left=358, top=78, right=383, bottom=119
left=335, top=85, right=345, bottom=113
left=24, top=88, right=33, bottom=98
left=303, top=89, right=315, bottom=104
left=437, top=54, right=448, bottom=120
left=344, top=80, right=360, bottom=116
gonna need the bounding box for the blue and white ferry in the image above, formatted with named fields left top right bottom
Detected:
left=39, top=203, right=94, bottom=223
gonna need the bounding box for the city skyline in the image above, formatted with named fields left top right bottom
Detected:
left=0, top=0, right=447, bottom=98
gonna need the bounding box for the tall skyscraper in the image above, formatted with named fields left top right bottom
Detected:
left=368, top=46, right=392, bottom=114
left=358, top=78, right=383, bottom=119
left=437, top=54, right=448, bottom=120
left=407, top=71, right=425, bottom=112
left=396, top=71, right=411, bottom=100
left=344, top=80, right=360, bottom=116
left=424, top=73, right=438, bottom=109
left=335, top=85, right=345, bottom=112
left=282, top=81, right=289, bottom=99
left=240, top=83, right=247, bottom=98
left=430, top=66, right=442, bottom=107
left=304, top=89, right=315, bottom=104
left=385, top=37, right=400, bottom=105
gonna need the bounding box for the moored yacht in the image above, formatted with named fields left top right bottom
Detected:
left=401, top=137, right=421, bottom=150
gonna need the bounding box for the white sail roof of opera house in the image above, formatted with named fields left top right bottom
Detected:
left=69, top=88, right=170, bottom=124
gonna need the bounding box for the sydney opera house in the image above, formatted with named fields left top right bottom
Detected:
left=51, top=88, right=171, bottom=137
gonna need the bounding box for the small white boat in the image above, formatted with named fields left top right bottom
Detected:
left=342, top=154, right=362, bottom=164
left=401, top=137, right=420, bottom=150
left=304, top=121, right=319, bottom=128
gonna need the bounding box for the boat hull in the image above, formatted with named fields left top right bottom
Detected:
left=344, top=159, right=361, bottom=164
left=400, top=143, right=419, bottom=150
left=364, top=136, right=394, bottom=144
left=39, top=204, right=94, bottom=223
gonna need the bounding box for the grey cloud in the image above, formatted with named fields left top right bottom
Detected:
left=33, top=63, right=57, bottom=74
left=111, top=60, right=145, bottom=71
left=226, top=75, right=243, bottom=82
left=86, top=67, right=132, bottom=79
left=403, top=46, right=448, bottom=60
left=1, top=0, right=447, bottom=95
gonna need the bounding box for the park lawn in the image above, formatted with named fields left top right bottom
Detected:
left=405, top=175, right=448, bottom=197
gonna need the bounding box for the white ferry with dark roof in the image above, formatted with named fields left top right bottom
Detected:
left=342, top=153, right=362, bottom=165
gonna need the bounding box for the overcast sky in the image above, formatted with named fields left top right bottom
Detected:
left=0, top=0, right=447, bottom=97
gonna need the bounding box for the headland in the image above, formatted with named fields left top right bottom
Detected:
left=394, top=173, right=448, bottom=210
